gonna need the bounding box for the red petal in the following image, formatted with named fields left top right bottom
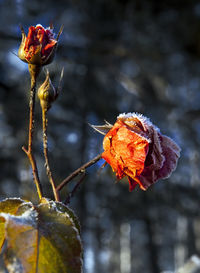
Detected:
left=102, top=120, right=149, bottom=189
left=23, top=25, right=57, bottom=63
left=128, top=177, right=138, bottom=191
left=102, top=113, right=180, bottom=191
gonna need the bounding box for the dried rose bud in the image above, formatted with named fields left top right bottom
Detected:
left=38, top=71, right=57, bottom=110
left=18, top=24, right=62, bottom=66
left=94, top=113, right=181, bottom=191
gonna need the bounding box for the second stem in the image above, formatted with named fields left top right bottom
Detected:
left=42, top=108, right=60, bottom=201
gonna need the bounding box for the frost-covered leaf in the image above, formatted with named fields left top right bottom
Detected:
left=0, top=198, right=27, bottom=253
left=53, top=200, right=81, bottom=234
left=0, top=198, right=82, bottom=273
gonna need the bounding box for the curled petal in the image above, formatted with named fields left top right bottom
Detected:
left=90, top=122, right=113, bottom=135
left=18, top=24, right=60, bottom=66
left=155, top=134, right=181, bottom=180
left=102, top=119, right=149, bottom=184
left=138, top=134, right=181, bottom=189
left=97, top=112, right=181, bottom=191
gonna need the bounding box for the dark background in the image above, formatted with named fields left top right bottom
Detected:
left=0, top=0, right=200, bottom=272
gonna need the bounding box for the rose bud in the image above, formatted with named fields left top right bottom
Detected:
left=38, top=71, right=57, bottom=110
left=38, top=68, right=64, bottom=110
left=18, top=24, right=63, bottom=66
left=93, top=113, right=181, bottom=191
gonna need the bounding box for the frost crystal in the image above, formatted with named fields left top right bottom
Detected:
left=0, top=207, right=37, bottom=228
left=5, top=257, right=23, bottom=273
left=118, top=112, right=155, bottom=131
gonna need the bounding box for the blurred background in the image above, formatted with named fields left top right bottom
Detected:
left=0, top=0, right=200, bottom=272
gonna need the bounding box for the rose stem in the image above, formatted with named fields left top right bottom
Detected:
left=64, top=172, right=86, bottom=205
left=22, top=65, right=43, bottom=200
left=42, top=107, right=60, bottom=201
left=56, top=153, right=102, bottom=192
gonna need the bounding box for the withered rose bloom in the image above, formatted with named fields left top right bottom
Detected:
left=18, top=24, right=58, bottom=66
left=99, top=113, right=181, bottom=191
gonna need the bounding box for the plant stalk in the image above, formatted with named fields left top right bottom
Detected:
left=56, top=153, right=102, bottom=192
left=42, top=108, right=60, bottom=201
left=64, top=173, right=86, bottom=204
left=22, top=64, right=43, bottom=200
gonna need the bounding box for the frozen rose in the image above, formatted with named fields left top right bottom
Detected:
left=18, top=24, right=59, bottom=66
left=100, top=113, right=180, bottom=191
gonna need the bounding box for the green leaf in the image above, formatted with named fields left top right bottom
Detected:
left=1, top=198, right=82, bottom=273
left=53, top=200, right=81, bottom=234
left=0, top=198, right=27, bottom=253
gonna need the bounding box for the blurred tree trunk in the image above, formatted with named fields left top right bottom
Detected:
left=144, top=216, right=160, bottom=273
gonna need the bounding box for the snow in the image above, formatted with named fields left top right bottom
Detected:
left=118, top=112, right=153, bottom=128
left=0, top=206, right=37, bottom=227
left=6, top=256, right=23, bottom=273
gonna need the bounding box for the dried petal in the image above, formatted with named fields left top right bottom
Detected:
left=90, top=122, right=113, bottom=135
left=18, top=24, right=60, bottom=66
left=100, top=112, right=181, bottom=191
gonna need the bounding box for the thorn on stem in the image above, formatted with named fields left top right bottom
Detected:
left=22, top=146, right=28, bottom=154
left=56, top=25, right=64, bottom=41
left=19, top=24, right=25, bottom=34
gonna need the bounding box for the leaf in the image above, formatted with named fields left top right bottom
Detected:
left=0, top=198, right=27, bottom=253
left=53, top=200, right=81, bottom=234
left=0, top=198, right=82, bottom=273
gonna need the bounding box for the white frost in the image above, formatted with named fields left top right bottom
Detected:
left=4, top=257, right=23, bottom=273
left=118, top=112, right=153, bottom=128
left=1, top=197, right=24, bottom=202
left=117, top=112, right=155, bottom=143
left=35, top=24, right=55, bottom=38
left=0, top=206, right=37, bottom=227
left=36, top=23, right=44, bottom=28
